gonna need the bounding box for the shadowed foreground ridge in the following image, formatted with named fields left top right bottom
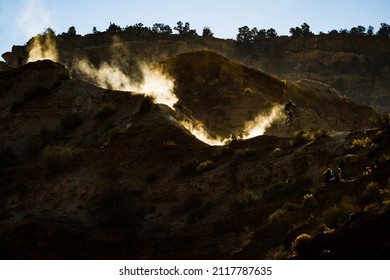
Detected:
left=0, top=53, right=389, bottom=259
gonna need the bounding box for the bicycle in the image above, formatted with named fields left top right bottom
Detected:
left=285, top=108, right=300, bottom=127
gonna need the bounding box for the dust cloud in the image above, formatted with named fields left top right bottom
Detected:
left=241, top=105, right=284, bottom=140
left=181, top=105, right=284, bottom=146
left=180, top=119, right=226, bottom=146
left=27, top=32, right=59, bottom=63
left=76, top=59, right=178, bottom=109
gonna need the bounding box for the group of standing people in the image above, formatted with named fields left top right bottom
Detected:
left=323, top=167, right=343, bottom=183
left=323, top=160, right=378, bottom=184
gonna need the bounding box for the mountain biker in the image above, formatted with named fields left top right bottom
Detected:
left=285, top=100, right=297, bottom=121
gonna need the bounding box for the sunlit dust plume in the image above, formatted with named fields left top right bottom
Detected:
left=27, top=32, right=58, bottom=62
left=76, top=60, right=178, bottom=109
left=180, top=119, right=226, bottom=146
left=180, top=105, right=284, bottom=146
left=138, top=63, right=178, bottom=109
left=242, top=105, right=284, bottom=139
left=77, top=60, right=131, bottom=91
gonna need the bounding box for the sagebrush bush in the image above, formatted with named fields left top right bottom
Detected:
left=41, top=144, right=81, bottom=174
left=268, top=208, right=288, bottom=224
left=196, top=160, right=215, bottom=173
left=243, top=87, right=253, bottom=94
left=292, top=131, right=312, bottom=147
left=175, top=160, right=199, bottom=177
left=272, top=147, right=282, bottom=157
left=230, top=190, right=259, bottom=212
left=94, top=103, right=116, bottom=120
left=322, top=196, right=359, bottom=228
left=291, top=233, right=313, bottom=257
left=212, top=145, right=233, bottom=158
left=357, top=181, right=382, bottom=206
left=313, top=129, right=329, bottom=140
left=343, top=153, right=359, bottom=163
left=351, top=137, right=372, bottom=150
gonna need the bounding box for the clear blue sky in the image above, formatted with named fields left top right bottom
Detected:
left=1, top=0, right=390, bottom=61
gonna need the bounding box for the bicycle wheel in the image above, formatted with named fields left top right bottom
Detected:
left=285, top=117, right=292, bottom=126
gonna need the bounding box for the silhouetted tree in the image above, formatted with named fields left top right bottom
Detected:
left=236, top=26, right=253, bottom=43
left=366, top=25, right=374, bottom=36
left=266, top=28, right=277, bottom=38
left=328, top=29, right=339, bottom=35
left=202, top=26, right=213, bottom=37
left=256, top=29, right=267, bottom=40
left=289, top=23, right=312, bottom=37
left=67, top=26, right=76, bottom=36
left=301, top=23, right=313, bottom=37
left=377, top=23, right=390, bottom=38
left=289, top=26, right=302, bottom=37
left=339, top=28, right=349, bottom=34
left=350, top=25, right=366, bottom=36
left=107, top=22, right=122, bottom=32
left=43, top=27, right=55, bottom=36
left=174, top=21, right=196, bottom=36
left=152, top=23, right=172, bottom=34
left=124, top=23, right=152, bottom=36
left=174, top=21, right=187, bottom=35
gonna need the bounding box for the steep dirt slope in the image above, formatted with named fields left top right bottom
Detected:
left=0, top=58, right=388, bottom=260
left=161, top=51, right=378, bottom=138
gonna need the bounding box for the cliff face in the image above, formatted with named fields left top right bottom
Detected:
left=243, top=35, right=390, bottom=114
left=1, top=38, right=389, bottom=260
left=3, top=32, right=390, bottom=113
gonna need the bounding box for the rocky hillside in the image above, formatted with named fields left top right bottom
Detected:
left=1, top=52, right=389, bottom=259
left=3, top=32, right=390, bottom=113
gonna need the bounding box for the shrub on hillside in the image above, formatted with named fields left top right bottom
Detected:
left=212, top=145, right=233, bottom=158
left=313, top=129, right=330, bottom=140
left=292, top=131, right=312, bottom=147
left=321, top=196, right=359, bottom=228
left=357, top=181, right=382, bottom=206
left=41, top=144, right=81, bottom=174
left=243, top=87, right=253, bottom=94
left=272, top=147, right=282, bottom=157
left=291, top=233, right=313, bottom=258
left=264, top=176, right=313, bottom=202
left=229, top=189, right=259, bottom=212
left=343, top=153, right=359, bottom=163
left=175, top=160, right=199, bottom=177
left=196, top=160, right=215, bottom=173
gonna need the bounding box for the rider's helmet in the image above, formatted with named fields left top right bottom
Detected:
left=288, top=100, right=293, bottom=105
